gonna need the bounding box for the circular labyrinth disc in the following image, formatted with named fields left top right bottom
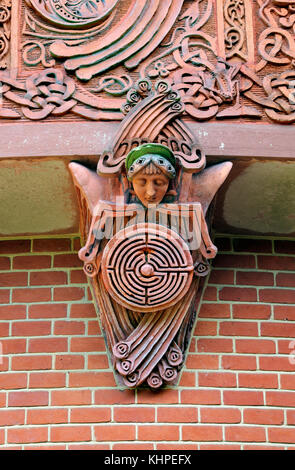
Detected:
left=101, top=223, right=194, bottom=312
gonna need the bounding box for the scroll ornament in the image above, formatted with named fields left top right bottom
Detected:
left=69, top=79, right=232, bottom=389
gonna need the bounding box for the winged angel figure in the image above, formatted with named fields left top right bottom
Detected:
left=69, top=79, right=232, bottom=389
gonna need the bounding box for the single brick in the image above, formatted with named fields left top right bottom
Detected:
left=244, top=408, right=284, bottom=425
left=114, top=407, right=155, bottom=423
left=223, top=390, right=264, bottom=406
left=11, top=321, right=51, bottom=337
left=233, top=238, right=272, bottom=253
left=209, top=269, right=234, bottom=285
left=0, top=272, right=27, bottom=287
left=94, top=389, right=135, bottom=405
left=55, top=355, right=85, bottom=370
left=281, top=374, right=295, bottom=390
left=236, top=271, right=274, bottom=286
left=51, top=425, right=92, bottom=443
left=197, top=338, right=233, bottom=353
left=219, top=287, right=257, bottom=302
left=257, top=255, right=295, bottom=271
left=70, top=337, right=105, bottom=352
left=194, top=321, right=217, bottom=336
left=0, top=257, right=10, bottom=270
left=11, top=355, right=52, bottom=371
left=13, top=255, right=51, bottom=270
left=268, top=427, right=295, bottom=444
left=157, top=407, right=197, bottom=423
left=53, top=287, right=85, bottom=302
left=0, top=305, right=26, bottom=320
left=266, top=391, right=295, bottom=407
left=32, top=238, right=71, bottom=252
left=233, top=304, right=271, bottom=319
left=0, top=240, right=30, bottom=254
left=137, top=425, right=179, bottom=441
left=27, top=408, right=68, bottom=425
left=54, top=254, right=83, bottom=268
left=259, top=356, right=295, bottom=372
left=274, top=305, right=295, bottom=321
left=70, top=303, right=97, bottom=318
left=0, top=290, right=10, bottom=303
left=186, top=354, right=219, bottom=370
left=94, top=425, right=135, bottom=442
left=198, top=372, right=237, bottom=388
left=28, top=338, right=68, bottom=353
left=7, top=427, right=48, bottom=444
left=51, top=390, right=92, bottom=406
left=137, top=389, right=179, bottom=405
left=29, top=372, right=66, bottom=389
left=182, top=425, right=222, bottom=442
left=68, top=372, right=116, bottom=388
left=274, top=240, right=295, bottom=254
left=8, top=391, right=48, bottom=407
left=29, top=303, right=67, bottom=319
left=0, top=409, right=25, bottom=427
left=30, top=271, right=67, bottom=286
left=261, top=322, right=295, bottom=338
left=181, top=389, right=221, bottom=405
left=225, top=426, right=266, bottom=442
left=200, top=407, right=241, bottom=424
left=238, top=372, right=278, bottom=389
left=12, top=288, right=51, bottom=303
left=54, top=320, right=85, bottom=336
left=259, top=289, right=295, bottom=304
left=198, top=303, right=231, bottom=318
left=219, top=321, right=258, bottom=337
left=71, top=407, right=111, bottom=424
left=0, top=373, right=27, bottom=390
left=236, top=339, right=275, bottom=354
left=213, top=254, right=256, bottom=269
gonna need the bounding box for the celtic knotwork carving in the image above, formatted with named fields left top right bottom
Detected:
left=0, top=0, right=11, bottom=70
left=262, top=70, right=295, bottom=123
left=0, top=67, right=125, bottom=120
left=224, top=0, right=247, bottom=60
left=257, top=0, right=295, bottom=69
left=22, top=68, right=76, bottom=119
left=101, top=223, right=194, bottom=312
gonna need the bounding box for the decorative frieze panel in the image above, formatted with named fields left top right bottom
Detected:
left=1, top=0, right=295, bottom=123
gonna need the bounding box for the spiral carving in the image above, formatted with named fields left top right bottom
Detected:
left=101, top=223, right=194, bottom=312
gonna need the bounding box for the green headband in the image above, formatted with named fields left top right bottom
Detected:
left=125, top=143, right=176, bottom=173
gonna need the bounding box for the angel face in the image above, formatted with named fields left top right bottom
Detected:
left=131, top=164, right=170, bottom=207
left=125, top=143, right=176, bottom=207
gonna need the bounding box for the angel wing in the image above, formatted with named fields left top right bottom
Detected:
left=189, top=161, right=233, bottom=216
left=69, top=161, right=123, bottom=246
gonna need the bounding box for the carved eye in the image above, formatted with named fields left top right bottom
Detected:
left=158, top=159, right=164, bottom=165
left=129, top=165, right=134, bottom=172
left=138, top=158, right=145, bottom=164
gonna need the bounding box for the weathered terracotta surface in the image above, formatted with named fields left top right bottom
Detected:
left=1, top=1, right=295, bottom=124
left=69, top=80, right=232, bottom=389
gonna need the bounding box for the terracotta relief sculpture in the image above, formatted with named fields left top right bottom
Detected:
left=1, top=0, right=295, bottom=123
left=69, top=79, right=232, bottom=389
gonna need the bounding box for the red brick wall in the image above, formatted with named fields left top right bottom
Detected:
left=0, top=236, right=294, bottom=450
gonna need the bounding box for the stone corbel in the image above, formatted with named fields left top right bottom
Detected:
left=69, top=78, right=232, bottom=389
